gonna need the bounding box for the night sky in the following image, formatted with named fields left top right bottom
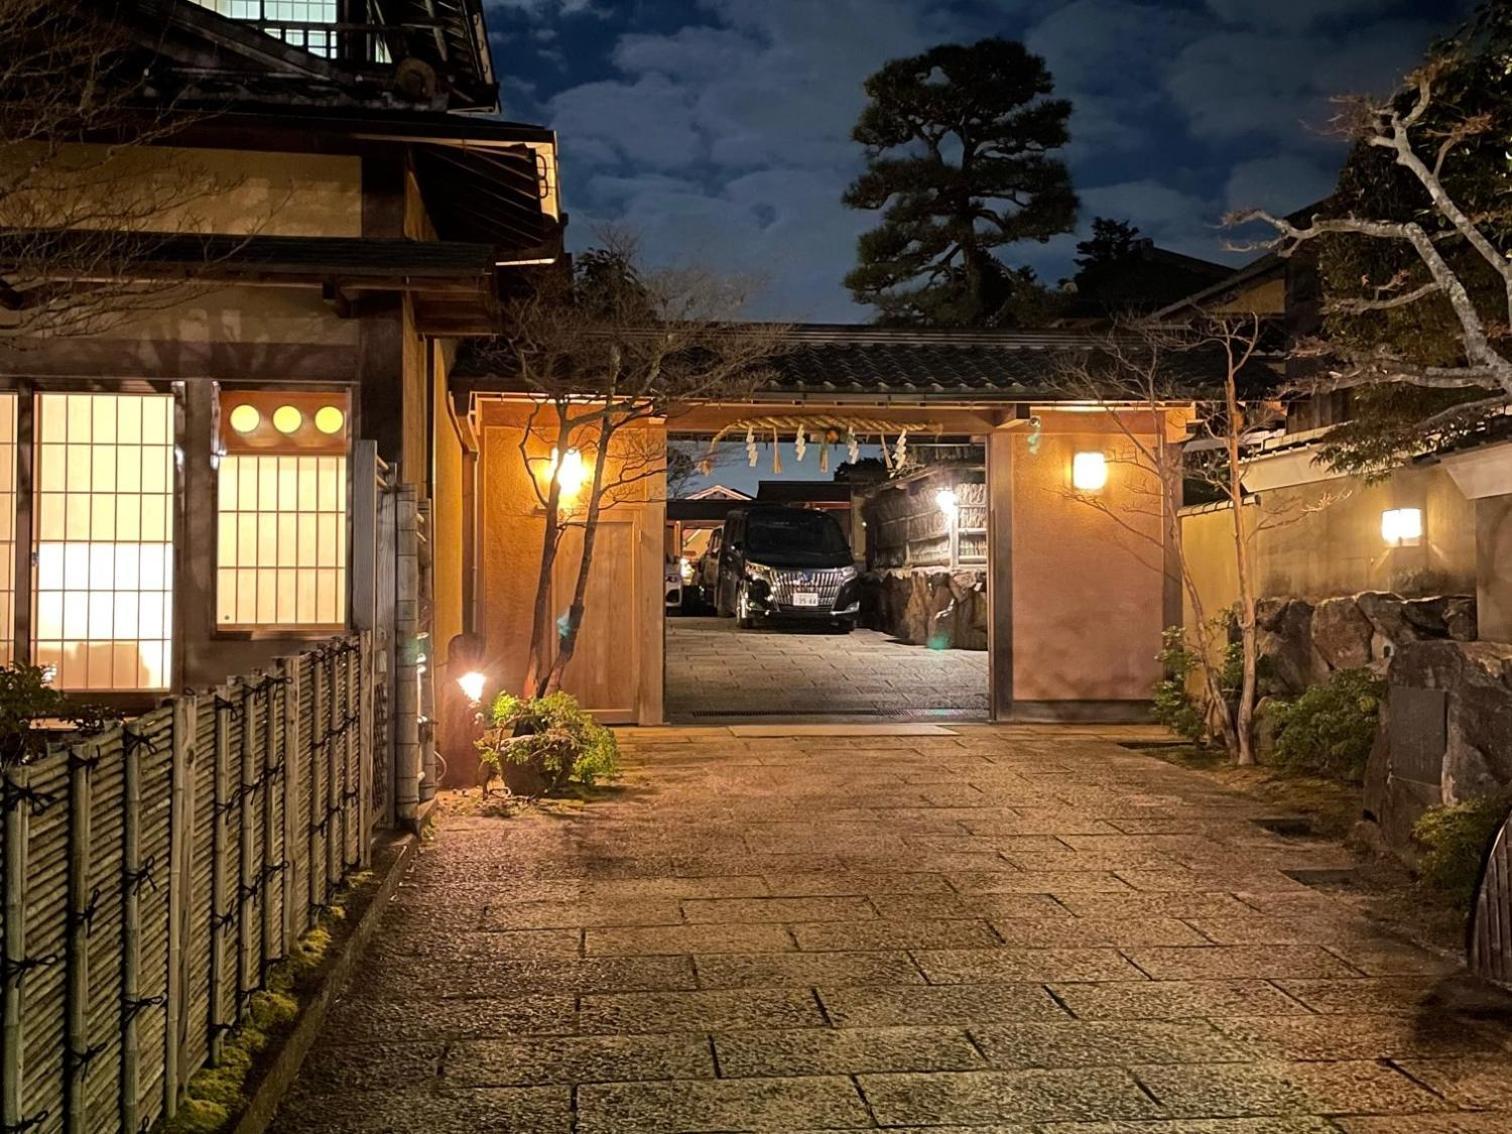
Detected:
left=485, top=0, right=1473, bottom=324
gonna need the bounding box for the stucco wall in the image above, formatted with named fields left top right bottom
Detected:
left=432, top=343, right=466, bottom=668
left=1006, top=412, right=1171, bottom=706
left=1, top=144, right=362, bottom=236
left=475, top=400, right=666, bottom=723
left=1182, top=462, right=1478, bottom=633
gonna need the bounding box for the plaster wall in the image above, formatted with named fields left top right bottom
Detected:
left=475, top=400, right=666, bottom=723
left=1005, top=412, right=1170, bottom=707
left=1, top=144, right=362, bottom=236
left=1181, top=463, right=1478, bottom=634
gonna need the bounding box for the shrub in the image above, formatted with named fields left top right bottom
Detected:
left=476, top=691, right=620, bottom=794
left=1152, top=624, right=1239, bottom=744
left=0, top=661, right=116, bottom=766
left=1267, top=668, right=1383, bottom=784
left=1414, top=793, right=1512, bottom=907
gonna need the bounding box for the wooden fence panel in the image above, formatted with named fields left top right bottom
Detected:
left=0, top=635, right=374, bottom=1134
left=19, top=755, right=67, bottom=1134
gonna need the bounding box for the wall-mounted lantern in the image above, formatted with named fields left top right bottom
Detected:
left=1072, top=451, right=1109, bottom=492
left=549, top=447, right=588, bottom=498
left=457, top=670, right=488, bottom=706
left=1381, top=507, right=1423, bottom=548
left=935, top=488, right=959, bottom=517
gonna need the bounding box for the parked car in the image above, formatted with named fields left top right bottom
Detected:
left=714, top=506, right=859, bottom=631
left=664, top=557, right=683, bottom=611
left=695, top=527, right=724, bottom=608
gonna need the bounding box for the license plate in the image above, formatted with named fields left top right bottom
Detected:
left=792, top=592, right=820, bottom=608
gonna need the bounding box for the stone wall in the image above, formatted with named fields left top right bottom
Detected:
left=1364, top=640, right=1512, bottom=851
left=1255, top=591, right=1476, bottom=698
left=859, top=569, right=988, bottom=650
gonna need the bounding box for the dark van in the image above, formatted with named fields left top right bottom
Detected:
left=714, top=506, right=859, bottom=631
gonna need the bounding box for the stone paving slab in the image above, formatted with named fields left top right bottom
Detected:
left=272, top=724, right=1512, bottom=1132
left=666, top=616, right=988, bottom=720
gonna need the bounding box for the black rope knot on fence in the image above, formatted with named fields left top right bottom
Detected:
left=67, top=748, right=102, bottom=772
left=1, top=1108, right=50, bottom=1133
left=0, top=953, right=59, bottom=990
left=123, top=994, right=167, bottom=1022
left=1, top=778, right=58, bottom=815
left=64, top=1043, right=105, bottom=1075
left=68, top=886, right=103, bottom=934
left=124, top=855, right=160, bottom=894
left=121, top=727, right=161, bottom=757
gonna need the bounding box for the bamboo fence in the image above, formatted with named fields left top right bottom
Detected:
left=1, top=633, right=374, bottom=1134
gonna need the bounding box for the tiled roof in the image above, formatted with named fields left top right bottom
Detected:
left=762, top=328, right=1101, bottom=397
left=455, top=326, right=1142, bottom=401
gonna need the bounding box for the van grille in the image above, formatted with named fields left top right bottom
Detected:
left=768, top=567, right=851, bottom=612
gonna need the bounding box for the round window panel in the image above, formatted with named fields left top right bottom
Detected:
left=228, top=404, right=261, bottom=434
left=314, top=406, right=345, bottom=435
left=272, top=405, right=304, bottom=434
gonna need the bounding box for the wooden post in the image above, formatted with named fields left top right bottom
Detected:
left=238, top=680, right=256, bottom=1005
left=261, top=677, right=279, bottom=967
left=165, top=696, right=196, bottom=1117
left=279, top=656, right=302, bottom=941
left=2, top=764, right=31, bottom=1133
left=65, top=745, right=92, bottom=1134
left=121, top=728, right=143, bottom=1134
left=209, top=687, right=230, bottom=1064
left=306, top=652, right=321, bottom=916
left=326, top=649, right=341, bottom=894
left=343, top=642, right=358, bottom=869
left=358, top=632, right=373, bottom=868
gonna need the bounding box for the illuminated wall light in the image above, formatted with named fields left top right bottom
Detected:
left=457, top=670, right=487, bottom=705
left=228, top=404, right=261, bottom=434
left=1381, top=507, right=1423, bottom=548
left=314, top=405, right=345, bottom=435
left=272, top=405, right=304, bottom=434
left=935, top=488, right=959, bottom=517
left=549, top=447, right=588, bottom=498
left=1072, top=451, right=1109, bottom=491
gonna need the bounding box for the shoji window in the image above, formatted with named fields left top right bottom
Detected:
left=0, top=394, right=15, bottom=665
left=33, top=393, right=175, bottom=691
left=217, top=391, right=349, bottom=629
left=189, top=2, right=339, bottom=57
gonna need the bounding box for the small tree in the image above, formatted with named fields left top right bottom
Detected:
left=842, top=37, right=1077, bottom=327
left=1231, top=16, right=1512, bottom=472
left=0, top=0, right=245, bottom=342
left=1054, top=317, right=1332, bottom=765
left=485, top=235, right=786, bottom=698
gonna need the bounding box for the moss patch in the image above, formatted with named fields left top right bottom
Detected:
left=161, top=877, right=370, bottom=1134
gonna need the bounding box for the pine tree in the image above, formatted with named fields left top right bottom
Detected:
left=842, top=37, right=1077, bottom=327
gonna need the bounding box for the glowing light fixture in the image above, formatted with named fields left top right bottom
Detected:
left=314, top=405, right=345, bottom=435
left=549, top=447, right=588, bottom=497
left=1381, top=507, right=1423, bottom=548
left=457, top=670, right=487, bottom=705
left=1072, top=451, right=1109, bottom=491
left=936, top=488, right=959, bottom=517
left=272, top=405, right=304, bottom=434
left=228, top=404, right=261, bottom=434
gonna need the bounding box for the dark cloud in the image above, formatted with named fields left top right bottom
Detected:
left=487, top=0, right=1469, bottom=321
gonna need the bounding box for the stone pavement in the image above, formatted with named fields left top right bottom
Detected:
left=666, top=616, right=989, bottom=721
left=272, top=724, right=1512, bottom=1133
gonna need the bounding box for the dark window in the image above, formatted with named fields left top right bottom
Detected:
left=746, top=511, right=849, bottom=559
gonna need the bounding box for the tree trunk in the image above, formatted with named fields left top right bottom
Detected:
left=1225, top=365, right=1259, bottom=767
left=541, top=411, right=614, bottom=697
left=522, top=409, right=572, bottom=698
